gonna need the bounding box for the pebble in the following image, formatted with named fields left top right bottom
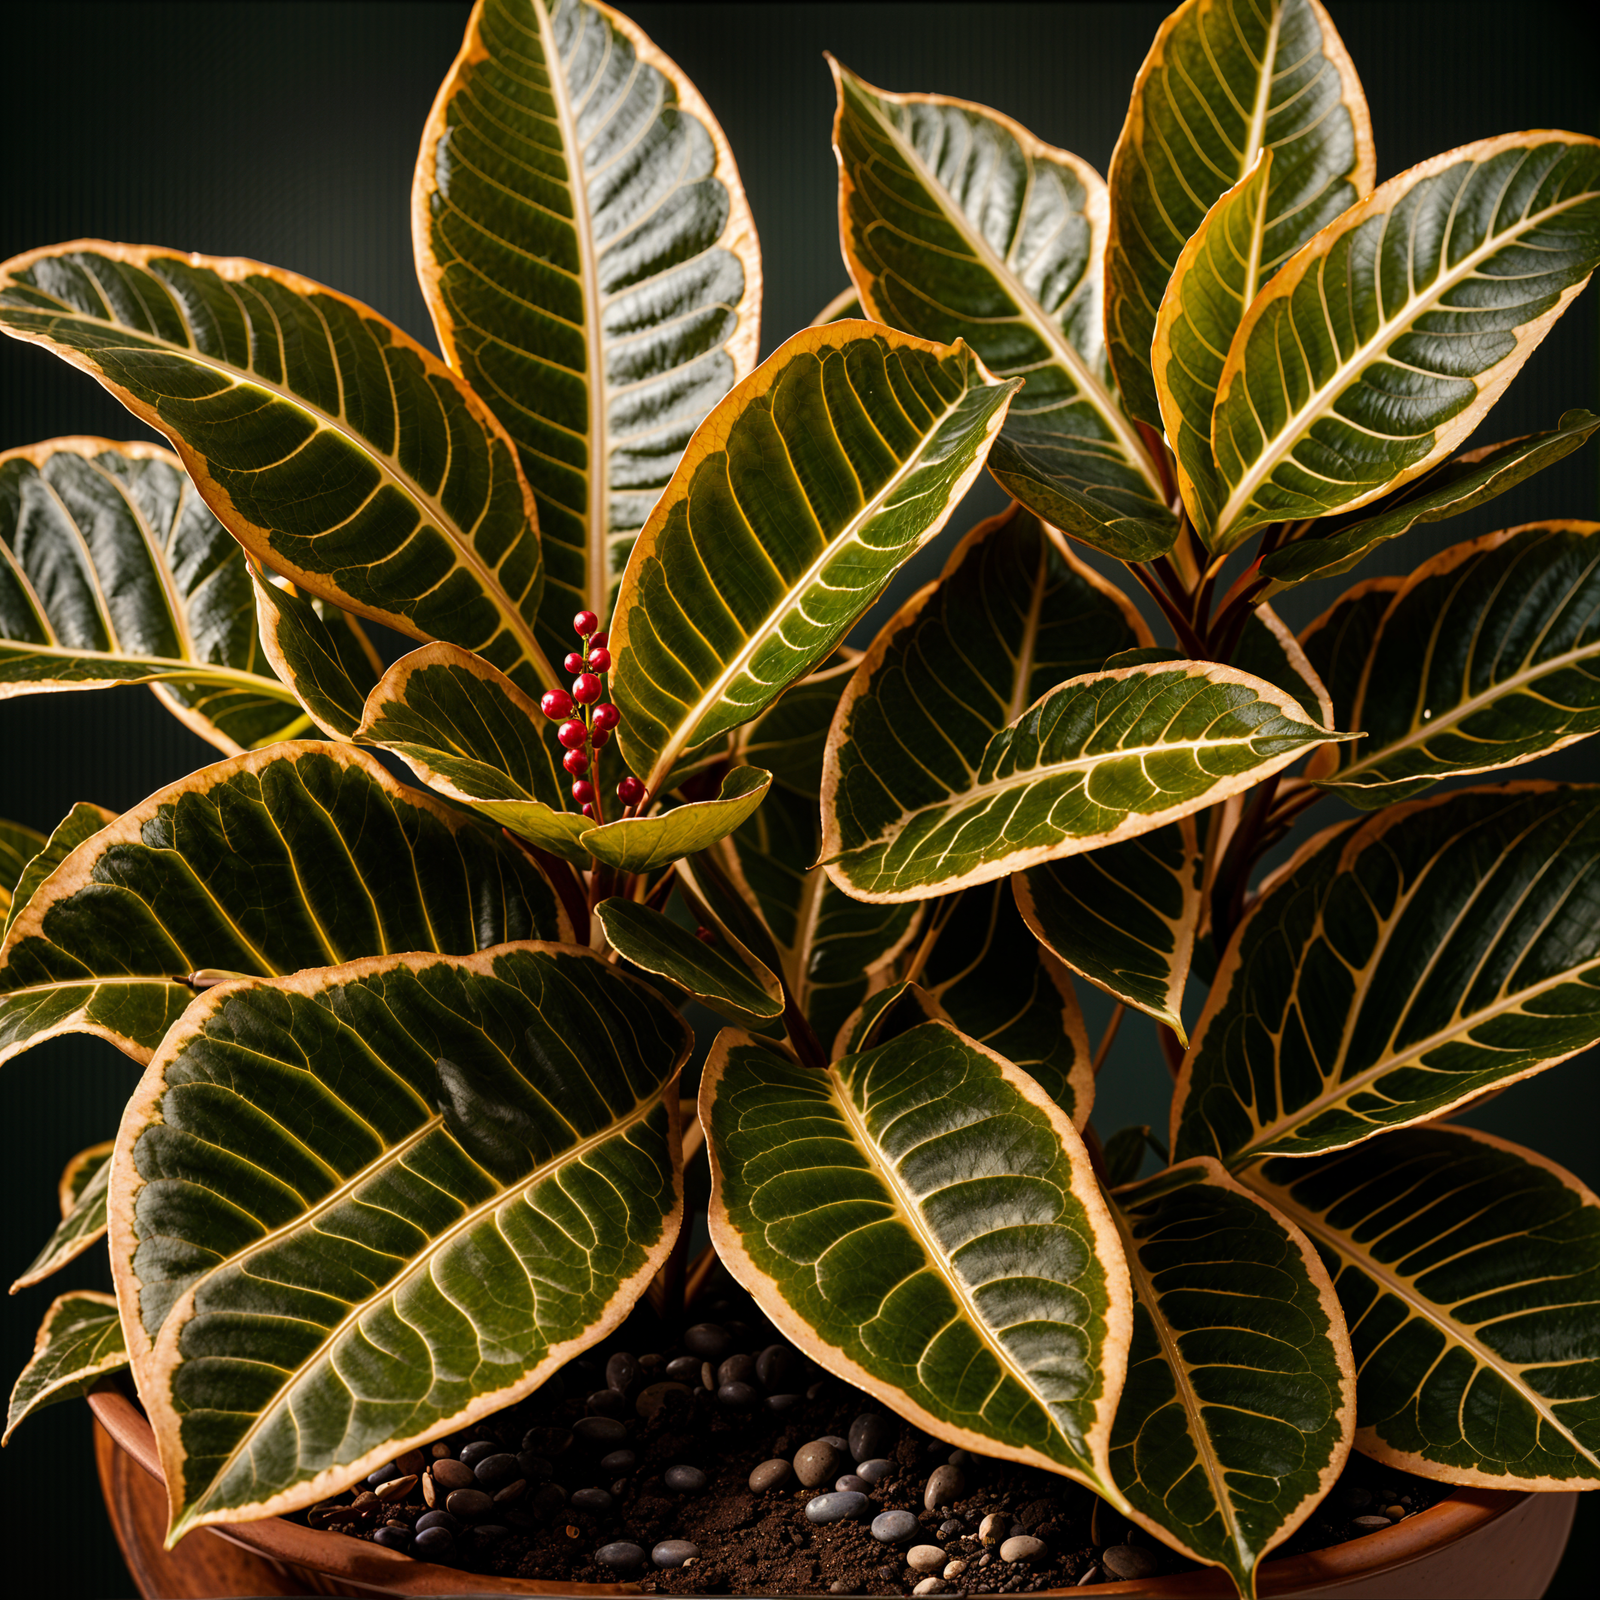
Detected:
left=1076, top=1567, right=1100, bottom=1586
left=606, top=1351, right=638, bottom=1392
left=948, top=1449, right=973, bottom=1469
left=664, top=1464, right=708, bottom=1493
left=765, top=1393, right=802, bottom=1413
left=491, top=1479, right=525, bottom=1505
left=652, top=1539, right=699, bottom=1568
left=1352, top=1515, right=1393, bottom=1533
left=665, top=1355, right=701, bottom=1383
left=373, top=1526, right=410, bottom=1551
left=871, top=1509, right=919, bottom=1543
left=572, top=1416, right=627, bottom=1448
left=367, top=1461, right=398, bottom=1486
left=829, top=1583, right=856, bottom=1595
left=636, top=1381, right=692, bottom=1422
left=907, top=1544, right=947, bottom=1572
left=750, top=1459, right=794, bottom=1493
left=1384, top=1504, right=1406, bottom=1520
left=585, top=1387, right=628, bottom=1416
left=856, top=1457, right=893, bottom=1484
left=599, top=1449, right=637, bottom=1476
left=457, top=1440, right=500, bottom=1468
left=416, top=1511, right=460, bottom=1534
left=1000, top=1536, right=1045, bottom=1564
left=717, top=1380, right=759, bottom=1408
left=924, top=1465, right=964, bottom=1509
left=471, top=1453, right=520, bottom=1490
left=444, top=1488, right=494, bottom=1520
left=517, top=1451, right=553, bottom=1483
left=529, top=1483, right=566, bottom=1520
left=718, top=1352, right=757, bottom=1387
left=806, top=1490, right=869, bottom=1524
left=757, top=1343, right=802, bottom=1389
left=944, top=1558, right=969, bottom=1579
left=430, top=1458, right=473, bottom=1491
left=431, top=1442, right=453, bottom=1459
left=794, top=1439, right=843, bottom=1488
left=848, top=1412, right=897, bottom=1463
left=1102, top=1544, right=1158, bottom=1579
left=596, top=1541, right=647, bottom=1571
left=912, top=1580, right=951, bottom=1596
left=412, top=1525, right=452, bottom=1557
left=938, top=1519, right=963, bottom=1539
left=684, top=1322, right=733, bottom=1360
left=569, top=1487, right=614, bottom=1513
left=979, top=1512, right=1007, bottom=1547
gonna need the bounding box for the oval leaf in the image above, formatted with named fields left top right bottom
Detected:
left=1173, top=784, right=1600, bottom=1168
left=0, top=743, right=566, bottom=1067
left=1106, top=0, right=1374, bottom=428
left=2, top=801, right=114, bottom=940
left=824, top=659, right=1340, bottom=902
left=594, top=895, right=782, bottom=1023
left=1109, top=1158, right=1353, bottom=1595
left=1, top=438, right=305, bottom=751
left=3, top=1291, right=126, bottom=1446
left=702, top=1019, right=1131, bottom=1500
left=251, top=573, right=382, bottom=741
left=109, top=944, right=691, bottom=1538
left=1312, top=522, right=1600, bottom=806
left=415, top=0, right=760, bottom=653
left=12, top=1139, right=113, bottom=1292
left=1249, top=1125, right=1600, bottom=1489
left=1016, top=817, right=1201, bottom=1042
left=1212, top=135, right=1600, bottom=548
left=609, top=322, right=1021, bottom=793
left=831, top=63, right=1169, bottom=558
left=581, top=766, right=771, bottom=873
left=0, top=243, right=552, bottom=694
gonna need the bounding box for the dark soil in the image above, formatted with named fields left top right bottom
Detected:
left=296, top=1267, right=1449, bottom=1595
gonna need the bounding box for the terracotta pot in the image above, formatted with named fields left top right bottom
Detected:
left=88, top=1385, right=1576, bottom=1600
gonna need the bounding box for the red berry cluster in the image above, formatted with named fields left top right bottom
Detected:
left=539, top=612, right=648, bottom=820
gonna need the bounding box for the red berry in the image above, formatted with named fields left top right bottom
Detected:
left=572, top=672, right=602, bottom=704
left=573, top=610, right=599, bottom=636
left=589, top=631, right=609, bottom=648
left=540, top=689, right=573, bottom=721
left=571, top=779, right=595, bottom=805
left=590, top=727, right=610, bottom=748
left=563, top=749, right=589, bottom=776
left=557, top=719, right=588, bottom=751
left=592, top=702, right=620, bottom=732
left=586, top=646, right=612, bottom=673
left=617, top=775, right=646, bottom=806
left=582, top=802, right=596, bottom=819
left=563, top=651, right=585, bottom=675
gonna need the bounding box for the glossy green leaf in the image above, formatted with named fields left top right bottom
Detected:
left=0, top=744, right=566, bottom=1067
left=1212, top=135, right=1600, bottom=549
left=832, top=64, right=1171, bottom=561
left=1294, top=578, right=1399, bottom=788
left=1309, top=523, right=1600, bottom=806
left=594, top=896, right=782, bottom=1023
left=1016, top=818, right=1201, bottom=1042
left=1259, top=409, right=1600, bottom=591
left=1230, top=604, right=1333, bottom=731
left=825, top=658, right=1339, bottom=902
left=0, top=818, right=46, bottom=922
left=251, top=572, right=382, bottom=742
left=731, top=651, right=858, bottom=794
left=12, top=1140, right=113, bottom=1292
left=702, top=1020, right=1131, bottom=1498
left=582, top=767, right=771, bottom=873
left=355, top=642, right=586, bottom=863
left=1250, top=1125, right=1600, bottom=1488
left=109, top=944, right=691, bottom=1538
left=0, top=438, right=305, bottom=752
left=1109, top=1159, right=1353, bottom=1596
left=0, top=244, right=552, bottom=695
left=415, top=0, right=760, bottom=654
left=609, top=322, right=1020, bottom=794
left=1106, top=0, right=1374, bottom=429
left=832, top=978, right=922, bottom=1060
left=3, top=1292, right=126, bottom=1446
left=1, top=802, right=113, bottom=940
left=1102, top=1125, right=1162, bottom=1189
left=1152, top=151, right=1273, bottom=537
left=1174, top=785, right=1600, bottom=1168
left=918, top=880, right=1093, bottom=1129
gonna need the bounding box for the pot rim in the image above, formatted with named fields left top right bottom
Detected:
left=87, top=1383, right=1539, bottom=1599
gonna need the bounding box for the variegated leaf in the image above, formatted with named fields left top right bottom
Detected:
left=12, top=1140, right=113, bottom=1292
left=3, top=1292, right=126, bottom=1445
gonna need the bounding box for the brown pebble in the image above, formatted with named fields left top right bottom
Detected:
left=446, top=1487, right=495, bottom=1520
left=907, top=1545, right=946, bottom=1573
left=1101, top=1544, right=1158, bottom=1580
left=493, top=1478, right=526, bottom=1504
left=794, top=1439, right=842, bottom=1488
left=924, top=1464, right=964, bottom=1509
left=979, top=1513, right=1007, bottom=1547
left=431, top=1458, right=474, bottom=1490
left=635, top=1381, right=692, bottom=1422
left=374, top=1475, right=417, bottom=1502
left=1384, top=1504, right=1406, bottom=1519
left=749, top=1458, right=794, bottom=1493
left=1000, top=1535, right=1045, bottom=1564
left=1352, top=1515, right=1393, bottom=1532
left=393, top=1448, right=424, bottom=1476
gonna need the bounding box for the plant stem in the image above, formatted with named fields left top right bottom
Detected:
left=1157, top=1024, right=1185, bottom=1081
left=1090, top=1002, right=1125, bottom=1077
left=513, top=833, right=590, bottom=944
left=900, top=890, right=963, bottom=987
left=1128, top=561, right=1207, bottom=656
left=1208, top=772, right=1281, bottom=950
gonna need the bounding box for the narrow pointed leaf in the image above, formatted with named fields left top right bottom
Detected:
left=918, top=880, right=1093, bottom=1129
left=1230, top=603, right=1333, bottom=730
left=0, top=818, right=46, bottom=921
left=12, top=1140, right=113, bottom=1291
left=414, top=0, right=760, bottom=654
left=609, top=322, right=1020, bottom=794
left=1153, top=151, right=1273, bottom=536
left=1, top=439, right=305, bottom=752
left=1106, top=0, right=1374, bottom=427
left=3, top=1292, right=126, bottom=1446
left=1016, top=818, right=1201, bottom=1041
left=108, top=945, right=691, bottom=1537
left=702, top=1020, right=1131, bottom=1499
left=0, top=744, right=566, bottom=1067
left=355, top=642, right=587, bottom=862
left=251, top=573, right=381, bottom=741
left=1108, top=1158, right=1354, bottom=1596
left=1311, top=523, right=1600, bottom=806
left=1294, top=577, right=1400, bottom=785
left=1212, top=135, right=1600, bottom=549
left=1250, top=1125, right=1600, bottom=1488
left=832, top=979, right=921, bottom=1060
left=832, top=64, right=1170, bottom=558
left=2, top=802, right=113, bottom=939
left=594, top=896, right=782, bottom=1023
left=0, top=244, right=552, bottom=694
left=825, top=659, right=1340, bottom=902
left=1174, top=785, right=1600, bottom=1168
left=1259, top=409, right=1600, bottom=591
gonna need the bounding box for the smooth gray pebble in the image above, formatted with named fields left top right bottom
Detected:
left=806, top=1490, right=869, bottom=1524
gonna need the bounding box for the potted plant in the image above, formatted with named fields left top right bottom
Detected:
left=1, top=1, right=1595, bottom=1597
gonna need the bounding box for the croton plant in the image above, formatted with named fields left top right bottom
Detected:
left=1, top=0, right=1597, bottom=1594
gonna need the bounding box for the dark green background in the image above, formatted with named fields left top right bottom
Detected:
left=1, top=3, right=1593, bottom=1595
